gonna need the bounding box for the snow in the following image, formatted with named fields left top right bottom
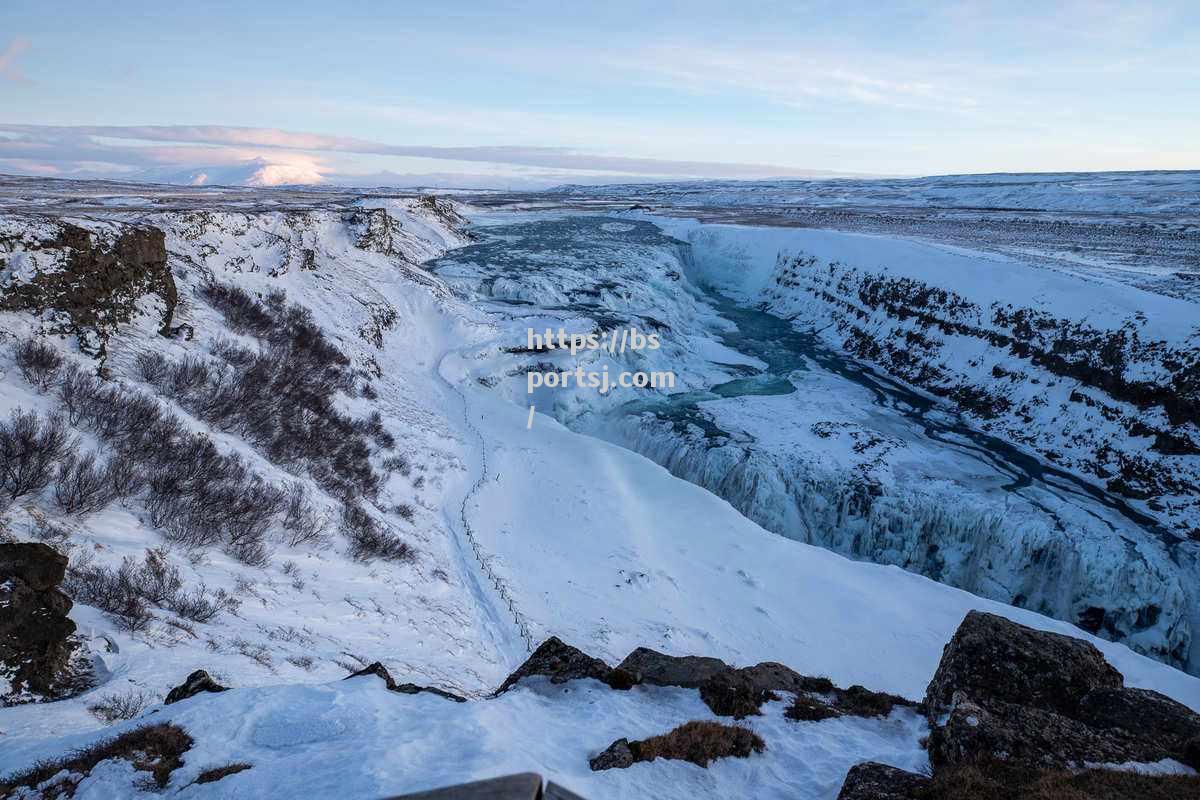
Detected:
left=2, top=677, right=929, bottom=800
left=1, top=181, right=1199, bottom=798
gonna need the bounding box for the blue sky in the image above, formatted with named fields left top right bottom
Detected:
left=1, top=0, right=1196, bottom=186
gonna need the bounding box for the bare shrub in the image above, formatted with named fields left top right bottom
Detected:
left=169, top=583, right=221, bottom=623
left=0, top=409, right=73, bottom=500
left=104, top=452, right=141, bottom=500
left=88, top=689, right=154, bottom=723
left=381, top=454, right=410, bottom=476
left=54, top=451, right=115, bottom=515
left=286, top=655, right=315, bottom=671
left=134, top=351, right=168, bottom=384
left=31, top=514, right=72, bottom=546
left=64, top=549, right=182, bottom=630
left=196, top=763, right=252, bottom=784
left=231, top=637, right=274, bottom=669
left=14, top=338, right=63, bottom=391
left=392, top=503, right=415, bottom=522
left=58, top=362, right=101, bottom=425
left=280, top=482, right=327, bottom=547
left=342, top=501, right=413, bottom=562
left=0, top=723, right=193, bottom=795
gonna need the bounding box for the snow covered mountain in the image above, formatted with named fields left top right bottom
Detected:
left=0, top=176, right=1198, bottom=799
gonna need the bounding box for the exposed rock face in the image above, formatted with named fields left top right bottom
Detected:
left=346, top=661, right=466, bottom=703
left=923, top=611, right=1200, bottom=769
left=0, top=221, right=174, bottom=360
left=496, top=637, right=619, bottom=694
left=164, top=669, right=228, bottom=705
left=0, top=542, right=79, bottom=703
left=835, top=762, right=929, bottom=800
left=614, top=647, right=728, bottom=688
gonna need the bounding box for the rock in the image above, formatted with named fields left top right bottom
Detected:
left=164, top=670, right=228, bottom=705
left=737, top=661, right=831, bottom=695
left=346, top=661, right=397, bottom=689
left=0, top=543, right=79, bottom=702
left=346, top=661, right=467, bottom=702
left=836, top=762, right=930, bottom=800
left=1075, top=687, right=1200, bottom=763
left=0, top=222, right=175, bottom=359
left=392, top=682, right=467, bottom=703
left=588, top=738, right=636, bottom=771
left=614, top=647, right=728, bottom=688
left=923, top=611, right=1199, bottom=770
left=924, top=610, right=1122, bottom=719
left=928, top=695, right=1166, bottom=769
left=1185, top=736, right=1200, bottom=770
left=496, top=637, right=615, bottom=694
left=0, top=542, right=67, bottom=590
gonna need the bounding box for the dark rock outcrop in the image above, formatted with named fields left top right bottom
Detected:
left=835, top=762, right=929, bottom=800
left=0, top=221, right=174, bottom=360
left=496, top=637, right=621, bottom=694
left=614, top=647, right=727, bottom=688
left=0, top=543, right=79, bottom=702
left=924, top=611, right=1200, bottom=769
left=346, top=661, right=466, bottom=703
left=164, top=670, right=228, bottom=705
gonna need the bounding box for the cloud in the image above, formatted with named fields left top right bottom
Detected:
left=0, top=38, right=31, bottom=83
left=0, top=123, right=844, bottom=185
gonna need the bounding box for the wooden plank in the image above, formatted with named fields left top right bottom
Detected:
left=382, top=773, right=543, bottom=800
left=544, top=781, right=589, bottom=800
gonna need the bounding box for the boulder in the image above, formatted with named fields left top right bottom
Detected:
left=0, top=543, right=79, bottom=702
left=927, top=695, right=1167, bottom=769
left=164, top=670, right=228, bottom=705
left=923, top=611, right=1200, bottom=770
left=614, top=647, right=728, bottom=688
left=496, top=637, right=616, bottom=694
left=924, top=610, right=1122, bottom=719
left=346, top=661, right=467, bottom=703
left=588, top=738, right=636, bottom=771
left=1075, top=687, right=1200, bottom=759
left=836, top=762, right=930, bottom=800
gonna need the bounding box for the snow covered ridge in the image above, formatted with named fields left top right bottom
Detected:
left=550, top=170, right=1200, bottom=215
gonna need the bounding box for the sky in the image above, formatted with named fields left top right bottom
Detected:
left=0, top=0, right=1197, bottom=188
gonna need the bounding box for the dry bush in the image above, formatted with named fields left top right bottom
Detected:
left=342, top=501, right=412, bottom=562
left=54, top=451, right=115, bottom=515
left=0, top=723, right=193, bottom=795
left=87, top=688, right=155, bottom=723
left=196, top=763, right=252, bottom=784
left=0, top=408, right=72, bottom=501
left=785, top=694, right=841, bottom=722
left=921, top=759, right=1200, bottom=799
left=14, top=338, right=64, bottom=391
left=635, top=720, right=765, bottom=768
